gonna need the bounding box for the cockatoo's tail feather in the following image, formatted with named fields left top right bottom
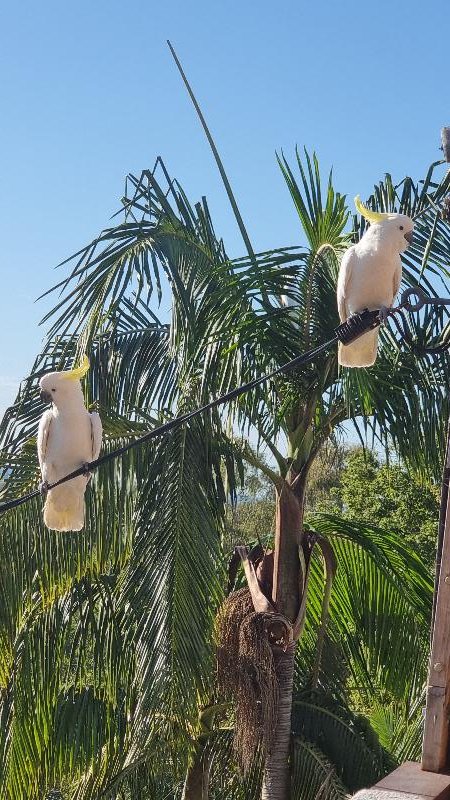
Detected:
left=338, top=328, right=378, bottom=368
left=43, top=480, right=87, bottom=532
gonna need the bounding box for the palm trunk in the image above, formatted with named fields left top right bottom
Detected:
left=261, top=475, right=305, bottom=799
left=272, top=480, right=304, bottom=621
left=261, top=643, right=296, bottom=800
left=182, top=739, right=210, bottom=800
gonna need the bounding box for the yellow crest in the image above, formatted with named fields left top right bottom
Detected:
left=61, top=355, right=90, bottom=382
left=354, top=195, right=391, bottom=224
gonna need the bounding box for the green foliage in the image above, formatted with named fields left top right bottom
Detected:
left=291, top=738, right=347, bottom=800
left=225, top=465, right=275, bottom=548
left=230, top=445, right=439, bottom=569
left=297, top=512, right=432, bottom=703
left=305, top=443, right=347, bottom=515
left=335, top=448, right=439, bottom=565
left=291, top=694, right=391, bottom=791
left=368, top=695, right=424, bottom=764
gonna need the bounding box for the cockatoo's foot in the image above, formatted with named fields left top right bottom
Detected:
left=378, top=304, right=390, bottom=324
left=82, top=462, right=92, bottom=481
left=39, top=481, right=49, bottom=497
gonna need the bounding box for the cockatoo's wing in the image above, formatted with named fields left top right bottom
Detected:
left=392, top=262, right=402, bottom=301
left=336, top=247, right=356, bottom=322
left=37, top=410, right=53, bottom=472
left=90, top=412, right=103, bottom=461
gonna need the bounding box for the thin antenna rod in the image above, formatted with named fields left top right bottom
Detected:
left=167, top=40, right=257, bottom=267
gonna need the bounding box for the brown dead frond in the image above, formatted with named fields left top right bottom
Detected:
left=233, top=611, right=279, bottom=771
left=216, top=589, right=287, bottom=773
left=216, top=587, right=254, bottom=697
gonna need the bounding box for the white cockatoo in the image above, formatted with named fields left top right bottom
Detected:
left=37, top=356, right=102, bottom=532
left=337, top=196, right=414, bottom=367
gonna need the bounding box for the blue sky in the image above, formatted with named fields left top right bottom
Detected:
left=0, top=0, right=449, bottom=412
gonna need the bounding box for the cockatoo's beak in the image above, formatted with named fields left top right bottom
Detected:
left=40, top=390, right=52, bottom=404
left=404, top=230, right=414, bottom=245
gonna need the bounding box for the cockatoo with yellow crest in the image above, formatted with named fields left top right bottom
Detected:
left=37, top=356, right=102, bottom=532
left=337, top=196, right=414, bottom=367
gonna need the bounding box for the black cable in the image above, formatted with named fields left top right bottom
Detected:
left=0, top=307, right=381, bottom=516
left=0, top=340, right=336, bottom=513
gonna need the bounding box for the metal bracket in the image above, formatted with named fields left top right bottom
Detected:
left=399, top=286, right=450, bottom=313
left=389, top=287, right=450, bottom=355
left=334, top=308, right=381, bottom=345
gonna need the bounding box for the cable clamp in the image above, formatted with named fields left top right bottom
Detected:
left=334, top=309, right=381, bottom=345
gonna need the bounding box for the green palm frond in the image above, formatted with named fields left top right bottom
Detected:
left=362, top=164, right=450, bottom=284
left=291, top=738, right=347, bottom=800
left=276, top=148, right=349, bottom=381
left=291, top=693, right=392, bottom=792
left=0, top=566, right=142, bottom=800
left=341, top=299, right=450, bottom=479
left=121, top=416, right=227, bottom=759
left=369, top=694, right=424, bottom=764
left=277, top=148, right=350, bottom=253
left=205, top=730, right=261, bottom=800
left=38, top=163, right=229, bottom=348
left=301, top=515, right=431, bottom=701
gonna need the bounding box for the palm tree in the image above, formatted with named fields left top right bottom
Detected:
left=0, top=151, right=449, bottom=799
left=210, top=152, right=450, bottom=799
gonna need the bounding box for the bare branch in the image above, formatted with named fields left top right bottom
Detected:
left=234, top=438, right=285, bottom=489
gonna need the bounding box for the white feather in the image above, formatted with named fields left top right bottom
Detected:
left=90, top=412, right=103, bottom=461
left=37, top=410, right=53, bottom=476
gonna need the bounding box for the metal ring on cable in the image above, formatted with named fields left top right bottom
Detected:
left=392, top=287, right=450, bottom=355
left=399, top=286, right=428, bottom=312
left=400, top=286, right=450, bottom=312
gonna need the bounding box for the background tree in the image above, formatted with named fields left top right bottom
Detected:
left=229, top=444, right=440, bottom=567
left=334, top=448, right=439, bottom=565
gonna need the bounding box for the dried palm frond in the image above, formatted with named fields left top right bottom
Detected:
left=216, top=588, right=293, bottom=773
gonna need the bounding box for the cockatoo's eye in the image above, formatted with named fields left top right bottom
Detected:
left=51, top=388, right=56, bottom=393
left=399, top=225, right=404, bottom=230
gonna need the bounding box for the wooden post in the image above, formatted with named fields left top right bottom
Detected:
left=442, top=128, right=450, bottom=163
left=422, top=432, right=450, bottom=771
left=421, top=127, right=450, bottom=771
left=352, top=761, right=450, bottom=798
